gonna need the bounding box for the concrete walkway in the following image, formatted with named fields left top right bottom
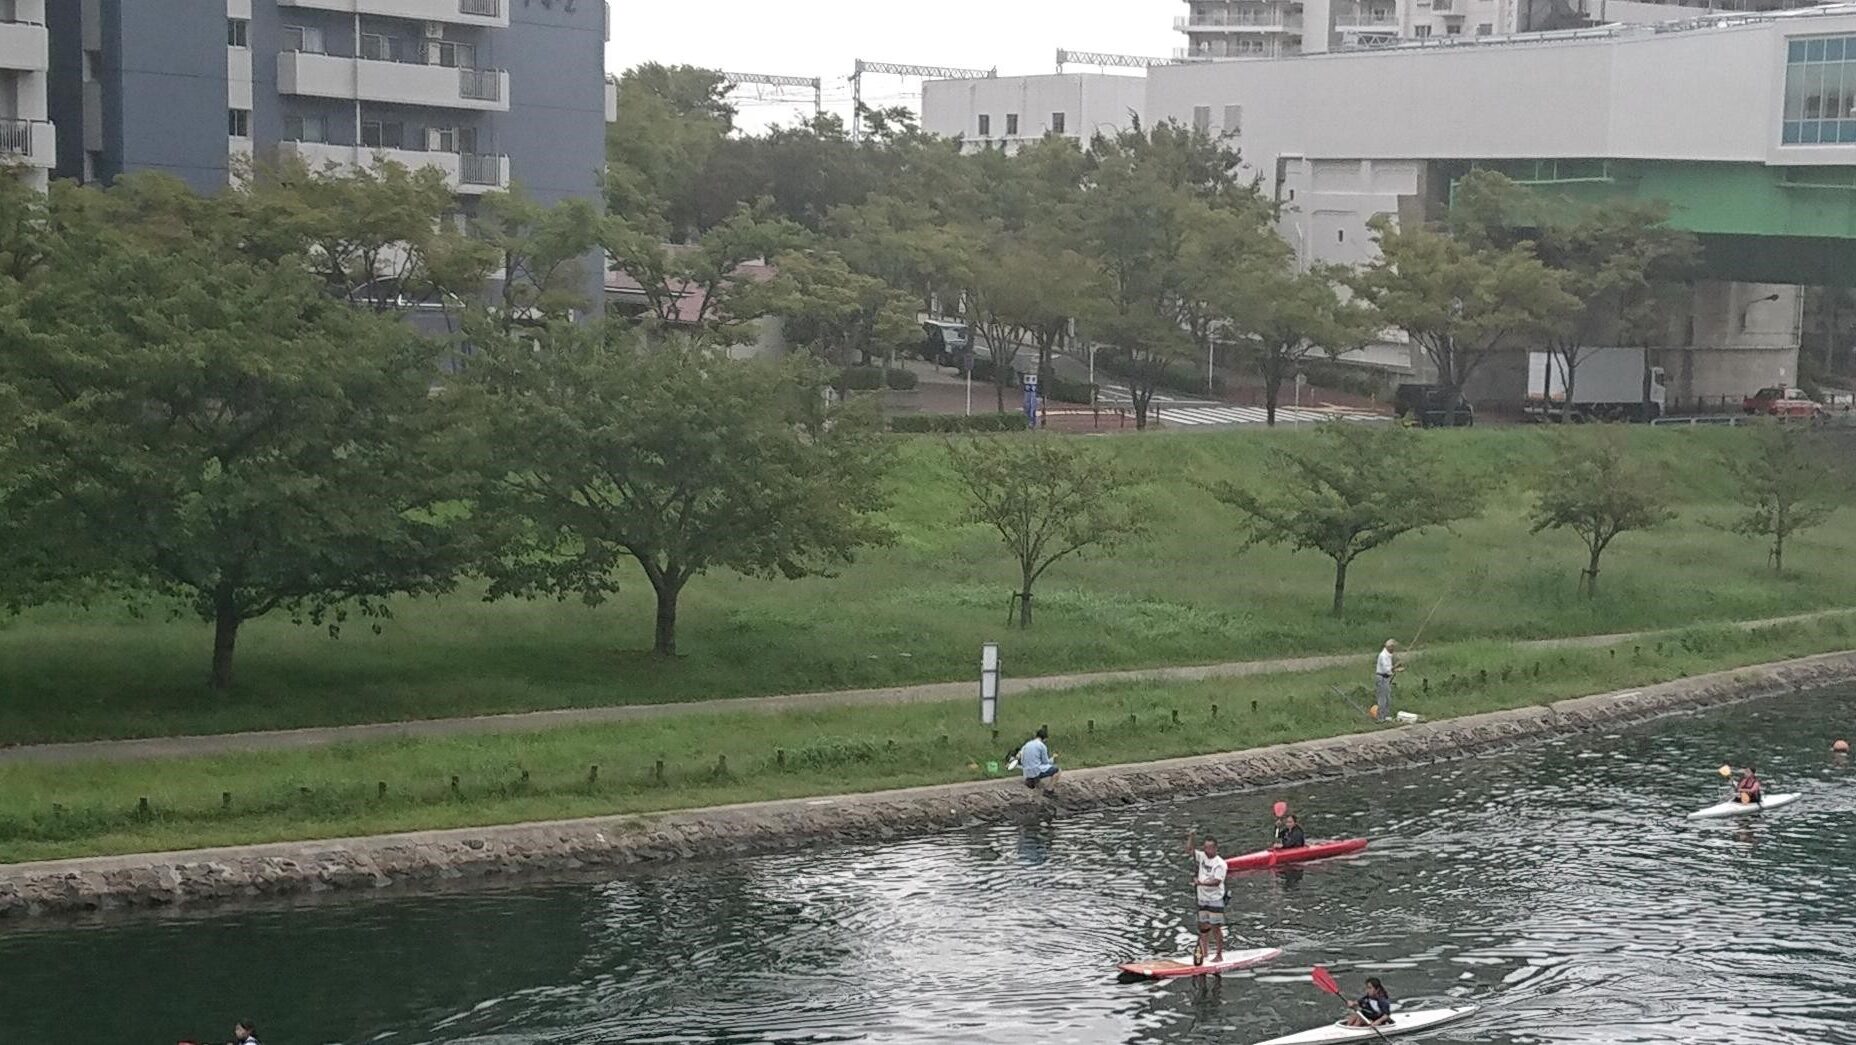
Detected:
left=0, top=610, right=1841, bottom=767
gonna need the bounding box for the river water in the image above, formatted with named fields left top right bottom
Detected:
left=6, top=687, right=1855, bottom=1044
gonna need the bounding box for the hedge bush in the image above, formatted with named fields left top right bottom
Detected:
left=885, top=368, right=919, bottom=391
left=889, top=412, right=1029, bottom=433
left=842, top=366, right=921, bottom=392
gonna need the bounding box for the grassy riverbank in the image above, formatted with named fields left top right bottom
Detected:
left=3, top=614, right=1851, bottom=863
left=2, top=427, right=1854, bottom=745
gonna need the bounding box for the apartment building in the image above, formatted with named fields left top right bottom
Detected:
left=45, top=0, right=606, bottom=215
left=0, top=0, right=54, bottom=190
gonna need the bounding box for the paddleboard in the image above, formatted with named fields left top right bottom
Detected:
left=1118, top=946, right=1283, bottom=979
left=1226, top=838, right=1369, bottom=872
left=1687, top=792, right=1801, bottom=820
left=1251, top=1005, right=1480, bottom=1044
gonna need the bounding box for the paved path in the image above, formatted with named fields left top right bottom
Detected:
left=0, top=611, right=1842, bottom=767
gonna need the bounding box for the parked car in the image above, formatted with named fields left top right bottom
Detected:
left=920, top=320, right=970, bottom=369
left=1394, top=383, right=1475, bottom=428
left=1742, top=386, right=1827, bottom=421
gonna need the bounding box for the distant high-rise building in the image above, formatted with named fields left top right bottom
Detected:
left=0, top=0, right=55, bottom=190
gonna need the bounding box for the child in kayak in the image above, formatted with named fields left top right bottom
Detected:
left=1273, top=813, right=1307, bottom=850
left=1737, top=764, right=1763, bottom=805
left=1345, top=978, right=1393, bottom=1027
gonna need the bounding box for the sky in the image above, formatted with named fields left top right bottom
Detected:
left=604, top=0, right=1177, bottom=131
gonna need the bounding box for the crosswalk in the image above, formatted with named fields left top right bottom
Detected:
left=1152, top=404, right=1389, bottom=427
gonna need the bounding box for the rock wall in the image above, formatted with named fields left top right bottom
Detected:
left=4, top=650, right=1852, bottom=919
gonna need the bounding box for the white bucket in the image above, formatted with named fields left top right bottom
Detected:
left=1395, top=711, right=1421, bottom=724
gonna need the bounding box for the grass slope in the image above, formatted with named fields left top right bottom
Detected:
left=2, top=615, right=1848, bottom=863
left=1, top=427, right=1852, bottom=745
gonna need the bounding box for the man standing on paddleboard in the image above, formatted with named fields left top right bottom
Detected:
left=1186, top=831, right=1228, bottom=963
left=1374, top=639, right=1401, bottom=721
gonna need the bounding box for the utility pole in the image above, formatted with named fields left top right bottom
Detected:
left=720, top=70, right=825, bottom=116
left=850, top=58, right=994, bottom=142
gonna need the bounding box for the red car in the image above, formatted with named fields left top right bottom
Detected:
left=1743, top=386, right=1827, bottom=420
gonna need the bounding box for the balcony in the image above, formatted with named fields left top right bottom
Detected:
left=277, top=51, right=509, bottom=111
left=1175, top=13, right=1300, bottom=31
left=0, top=117, right=55, bottom=168
left=279, top=140, right=510, bottom=194
left=276, top=0, right=508, bottom=28
left=0, top=17, right=48, bottom=72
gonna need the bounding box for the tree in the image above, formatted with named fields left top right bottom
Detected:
left=1527, top=429, right=1674, bottom=596
left=468, top=326, right=891, bottom=657
left=1353, top=216, right=1577, bottom=426
left=947, top=436, right=1146, bottom=627
left=735, top=247, right=918, bottom=375
left=603, top=200, right=806, bottom=341
left=604, top=63, right=734, bottom=234
left=1718, top=424, right=1837, bottom=571
left=1210, top=423, right=1484, bottom=617
left=0, top=175, right=476, bottom=690
left=470, top=187, right=603, bottom=331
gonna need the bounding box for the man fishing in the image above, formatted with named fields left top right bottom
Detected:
left=1373, top=639, right=1402, bottom=721
left=1185, top=831, right=1228, bottom=964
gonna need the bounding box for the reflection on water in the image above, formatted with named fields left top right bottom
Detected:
left=4, top=689, right=1855, bottom=1044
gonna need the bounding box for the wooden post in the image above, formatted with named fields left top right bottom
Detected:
left=450, top=775, right=461, bottom=795
left=377, top=781, right=387, bottom=799
left=137, top=797, right=150, bottom=817
left=588, top=765, right=600, bottom=786
left=222, top=791, right=232, bottom=810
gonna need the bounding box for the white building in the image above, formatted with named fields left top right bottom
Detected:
left=0, top=0, right=54, bottom=190
left=920, top=73, right=1145, bottom=153
left=923, top=10, right=1856, bottom=400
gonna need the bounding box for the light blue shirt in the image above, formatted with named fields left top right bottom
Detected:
left=1018, top=737, right=1053, bottom=779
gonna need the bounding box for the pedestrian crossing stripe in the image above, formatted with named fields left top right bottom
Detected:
left=1154, top=405, right=1389, bottom=426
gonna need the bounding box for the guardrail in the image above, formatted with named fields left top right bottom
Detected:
left=0, top=118, right=33, bottom=156
left=459, top=67, right=502, bottom=102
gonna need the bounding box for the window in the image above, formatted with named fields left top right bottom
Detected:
left=1782, top=34, right=1856, bottom=145
left=1050, top=111, right=1066, bottom=134
left=227, top=108, right=250, bottom=138
left=1414, top=24, right=1433, bottom=36
left=1004, top=113, right=1018, bottom=136
left=1446, top=23, right=1462, bottom=34
left=283, top=25, right=325, bottom=53
left=1223, top=104, right=1242, bottom=135
left=284, top=113, right=328, bottom=143
left=361, top=120, right=404, bottom=149
left=1193, top=105, right=1211, bottom=133
left=227, top=18, right=249, bottom=48
left=1476, top=22, right=1492, bottom=34
left=426, top=39, right=476, bottom=68
left=429, top=126, right=459, bottom=153
left=977, top=114, right=990, bottom=136
left=360, top=33, right=395, bottom=61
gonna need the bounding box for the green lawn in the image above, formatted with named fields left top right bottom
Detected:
left=1, top=426, right=1852, bottom=745
left=2, top=615, right=1848, bottom=862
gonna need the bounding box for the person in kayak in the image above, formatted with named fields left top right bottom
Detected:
left=1186, top=831, right=1228, bottom=963
left=1272, top=813, right=1307, bottom=850
left=1017, top=727, right=1059, bottom=792
left=1736, top=763, right=1763, bottom=805
left=1344, top=978, right=1393, bottom=1028
left=232, top=1020, right=261, bottom=1045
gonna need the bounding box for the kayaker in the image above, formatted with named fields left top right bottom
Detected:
left=1272, top=814, right=1307, bottom=850
left=1736, top=763, right=1764, bottom=805
left=232, top=1020, right=261, bottom=1045
left=1373, top=640, right=1401, bottom=721
left=1186, top=831, right=1228, bottom=964
left=1345, top=978, right=1393, bottom=1028
left=1018, top=727, right=1059, bottom=791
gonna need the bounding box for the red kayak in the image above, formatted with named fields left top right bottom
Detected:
left=1224, top=838, right=1368, bottom=872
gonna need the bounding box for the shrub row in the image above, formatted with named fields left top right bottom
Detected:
left=889, top=412, right=1029, bottom=433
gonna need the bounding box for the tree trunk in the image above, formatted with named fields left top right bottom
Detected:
left=1561, top=361, right=1577, bottom=424
left=210, top=596, right=241, bottom=692
left=1018, top=565, right=1035, bottom=628
left=1582, top=546, right=1602, bottom=597
left=1772, top=533, right=1784, bottom=572
left=652, top=578, right=683, bottom=657
left=1331, top=558, right=1348, bottom=618
left=1263, top=375, right=1281, bottom=427
left=995, top=370, right=1007, bottom=414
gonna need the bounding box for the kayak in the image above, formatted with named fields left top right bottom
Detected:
left=1118, top=946, right=1283, bottom=979
left=1251, top=1005, right=1480, bottom=1044
left=1687, top=792, right=1801, bottom=820
left=1226, top=838, right=1369, bottom=872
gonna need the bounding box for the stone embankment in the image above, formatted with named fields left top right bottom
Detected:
left=4, top=650, right=1852, bottom=919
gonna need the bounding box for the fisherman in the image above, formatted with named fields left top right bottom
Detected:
left=1017, top=726, right=1059, bottom=792
left=1345, top=978, right=1394, bottom=1028
left=1185, top=831, right=1228, bottom=964
left=1272, top=813, right=1307, bottom=850
left=1736, top=763, right=1764, bottom=805
left=1374, top=639, right=1402, bottom=721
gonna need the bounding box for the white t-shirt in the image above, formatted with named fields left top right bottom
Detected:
left=1195, top=850, right=1227, bottom=906
left=1376, top=648, right=1395, bottom=675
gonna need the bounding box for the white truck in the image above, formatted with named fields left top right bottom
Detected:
left=1525, top=347, right=1665, bottom=422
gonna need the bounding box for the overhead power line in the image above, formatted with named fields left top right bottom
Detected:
left=849, top=58, right=995, bottom=141
left=720, top=70, right=824, bottom=114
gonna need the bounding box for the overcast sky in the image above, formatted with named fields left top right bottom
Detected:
left=605, top=0, right=1177, bottom=130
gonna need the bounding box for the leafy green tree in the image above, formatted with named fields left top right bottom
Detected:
left=736, top=248, right=919, bottom=374
left=604, top=200, right=806, bottom=341
left=1236, top=263, right=1377, bottom=426
left=468, top=327, right=891, bottom=657
left=1353, top=216, right=1577, bottom=426
left=947, top=435, right=1147, bottom=628
left=1527, top=429, right=1674, bottom=596
left=1210, top=423, right=1485, bottom=617
left=1717, top=424, right=1837, bottom=571
left=605, top=63, right=734, bottom=233
left=471, top=187, right=603, bottom=330
left=0, top=175, right=476, bottom=690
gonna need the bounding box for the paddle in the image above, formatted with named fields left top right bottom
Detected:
left=1313, top=965, right=1390, bottom=1042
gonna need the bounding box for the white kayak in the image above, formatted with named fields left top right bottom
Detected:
left=1687, top=792, right=1801, bottom=820
left=1252, top=1005, right=1480, bottom=1044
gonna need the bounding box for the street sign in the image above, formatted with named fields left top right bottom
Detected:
left=980, top=642, right=1000, bottom=725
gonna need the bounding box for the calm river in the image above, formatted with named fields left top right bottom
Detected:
left=5, top=687, right=1855, bottom=1044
